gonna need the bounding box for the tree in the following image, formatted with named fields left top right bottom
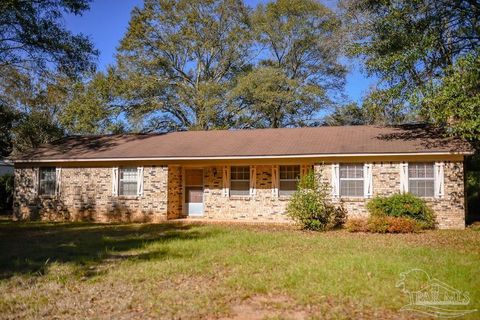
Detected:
left=115, top=0, right=253, bottom=132
left=323, top=102, right=367, bottom=126
left=342, top=0, right=480, bottom=120
left=423, top=53, right=480, bottom=144
left=0, top=0, right=97, bottom=77
left=233, top=0, right=345, bottom=128
left=0, top=0, right=98, bottom=155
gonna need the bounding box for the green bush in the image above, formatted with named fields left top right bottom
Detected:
left=0, top=173, right=14, bottom=212
left=287, top=170, right=346, bottom=231
left=366, top=193, right=435, bottom=228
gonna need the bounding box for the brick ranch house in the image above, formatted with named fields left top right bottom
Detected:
left=12, top=125, right=473, bottom=229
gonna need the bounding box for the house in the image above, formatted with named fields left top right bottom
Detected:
left=11, top=125, right=473, bottom=229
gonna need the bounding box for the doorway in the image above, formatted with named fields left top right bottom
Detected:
left=184, top=169, right=204, bottom=216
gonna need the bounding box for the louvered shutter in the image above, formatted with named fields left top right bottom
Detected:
left=271, top=165, right=279, bottom=197
left=222, top=166, right=230, bottom=197
left=434, top=162, right=445, bottom=198
left=250, top=165, right=256, bottom=197
left=331, top=164, right=339, bottom=197
left=55, top=167, right=62, bottom=196
left=400, top=163, right=409, bottom=193
left=137, top=166, right=144, bottom=196
left=364, top=163, right=373, bottom=198
left=112, top=167, right=119, bottom=196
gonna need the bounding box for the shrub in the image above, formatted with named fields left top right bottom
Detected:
left=367, top=193, right=435, bottom=228
left=345, top=218, right=369, bottom=232
left=287, top=170, right=346, bottom=231
left=0, top=173, right=14, bottom=212
left=347, top=216, right=421, bottom=233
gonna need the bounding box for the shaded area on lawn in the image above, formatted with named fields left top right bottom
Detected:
left=0, top=220, right=215, bottom=279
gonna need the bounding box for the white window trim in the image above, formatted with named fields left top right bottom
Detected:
left=112, top=167, right=143, bottom=197
left=272, top=165, right=279, bottom=197
left=403, top=162, right=443, bottom=198
left=338, top=164, right=365, bottom=198
left=279, top=165, right=301, bottom=196
left=230, top=166, right=250, bottom=197
left=331, top=164, right=339, bottom=197
left=222, top=165, right=230, bottom=197
left=250, top=165, right=256, bottom=197
left=364, top=163, right=373, bottom=198
left=37, top=167, right=58, bottom=197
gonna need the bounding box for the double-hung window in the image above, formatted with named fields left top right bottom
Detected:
left=408, top=163, right=434, bottom=197
left=279, top=165, right=300, bottom=196
left=230, top=166, right=250, bottom=196
left=119, top=167, right=138, bottom=196
left=339, top=164, right=364, bottom=197
left=39, top=167, right=56, bottom=196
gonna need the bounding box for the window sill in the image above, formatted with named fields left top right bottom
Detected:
left=229, top=195, right=251, bottom=200
left=337, top=197, right=366, bottom=202
left=38, top=195, right=57, bottom=200
left=116, top=196, right=140, bottom=200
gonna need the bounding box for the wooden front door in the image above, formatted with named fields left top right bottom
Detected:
left=185, top=169, right=204, bottom=216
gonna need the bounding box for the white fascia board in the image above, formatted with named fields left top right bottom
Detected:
left=12, top=151, right=472, bottom=163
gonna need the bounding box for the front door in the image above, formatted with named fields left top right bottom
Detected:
left=185, top=169, right=204, bottom=216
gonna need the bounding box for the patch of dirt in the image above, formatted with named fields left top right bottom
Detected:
left=220, top=294, right=428, bottom=320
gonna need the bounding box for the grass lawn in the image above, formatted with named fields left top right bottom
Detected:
left=0, top=220, right=479, bottom=319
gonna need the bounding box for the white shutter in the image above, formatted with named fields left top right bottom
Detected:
left=434, top=162, right=445, bottom=198
left=137, top=166, right=144, bottom=196
left=112, top=167, right=119, bottom=196
left=33, top=167, right=39, bottom=195
left=250, top=165, right=256, bottom=197
left=55, top=167, right=62, bottom=196
left=331, top=164, right=339, bottom=197
left=364, top=163, right=373, bottom=198
left=272, top=165, right=279, bottom=197
left=400, top=163, right=409, bottom=193
left=222, top=165, right=230, bottom=197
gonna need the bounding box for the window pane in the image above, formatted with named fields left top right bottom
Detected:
left=39, top=167, right=56, bottom=196
left=340, top=179, right=364, bottom=197
left=279, top=180, right=297, bottom=196
left=339, top=164, right=364, bottom=197
left=119, top=168, right=138, bottom=196
left=408, top=163, right=434, bottom=197
left=409, top=179, right=434, bottom=197
left=231, top=166, right=249, bottom=180
left=230, top=180, right=249, bottom=196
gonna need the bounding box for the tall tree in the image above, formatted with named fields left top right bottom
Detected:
left=342, top=0, right=480, bottom=121
left=233, top=0, right=346, bottom=128
left=115, top=0, right=252, bottom=131
left=0, top=0, right=97, bottom=155
left=0, top=0, right=97, bottom=77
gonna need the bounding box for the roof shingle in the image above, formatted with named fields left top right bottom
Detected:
left=13, top=125, right=473, bottom=161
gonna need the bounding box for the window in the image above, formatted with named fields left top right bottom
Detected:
left=408, top=163, right=434, bottom=197
left=339, top=164, right=364, bottom=197
left=230, top=166, right=250, bottom=196
left=39, top=167, right=56, bottom=196
left=119, top=167, right=138, bottom=196
left=279, top=165, right=300, bottom=196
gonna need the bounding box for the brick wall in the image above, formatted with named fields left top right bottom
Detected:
left=14, top=160, right=466, bottom=229
left=14, top=165, right=170, bottom=222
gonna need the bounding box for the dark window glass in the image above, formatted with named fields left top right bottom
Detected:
left=39, top=167, right=56, bottom=196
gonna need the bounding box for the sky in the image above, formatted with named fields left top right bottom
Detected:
left=65, top=0, right=374, bottom=104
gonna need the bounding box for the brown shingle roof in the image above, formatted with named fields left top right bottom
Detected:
left=14, top=125, right=473, bottom=161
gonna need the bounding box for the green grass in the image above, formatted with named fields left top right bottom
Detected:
left=0, top=220, right=479, bottom=319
